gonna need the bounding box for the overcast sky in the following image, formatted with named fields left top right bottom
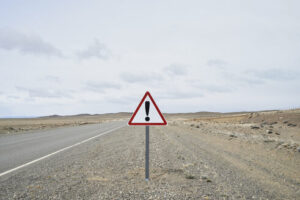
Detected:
left=1, top=0, right=300, bottom=117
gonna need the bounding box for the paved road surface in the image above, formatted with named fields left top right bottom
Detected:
left=0, top=121, right=126, bottom=175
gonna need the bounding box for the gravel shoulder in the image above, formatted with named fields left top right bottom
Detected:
left=1, top=120, right=299, bottom=199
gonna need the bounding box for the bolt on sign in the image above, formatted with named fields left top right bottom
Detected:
left=128, top=91, right=167, bottom=181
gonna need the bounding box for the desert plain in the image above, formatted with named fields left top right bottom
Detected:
left=0, top=109, right=299, bottom=199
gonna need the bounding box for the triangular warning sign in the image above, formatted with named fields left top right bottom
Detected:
left=128, top=91, right=167, bottom=125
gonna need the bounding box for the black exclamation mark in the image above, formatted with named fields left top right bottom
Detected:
left=145, top=101, right=150, bottom=121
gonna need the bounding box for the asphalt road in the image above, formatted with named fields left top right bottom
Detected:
left=0, top=120, right=126, bottom=176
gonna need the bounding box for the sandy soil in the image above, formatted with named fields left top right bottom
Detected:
left=182, top=109, right=300, bottom=152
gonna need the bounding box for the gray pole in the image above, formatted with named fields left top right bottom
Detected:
left=145, top=125, right=150, bottom=181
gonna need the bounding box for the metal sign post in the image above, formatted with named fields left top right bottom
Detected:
left=145, top=125, right=150, bottom=180
left=128, top=91, right=167, bottom=181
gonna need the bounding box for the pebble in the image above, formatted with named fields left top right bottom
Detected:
left=250, top=126, right=260, bottom=130
left=282, top=143, right=289, bottom=148
left=287, top=123, right=297, bottom=127
left=264, top=139, right=275, bottom=143
left=266, top=130, right=273, bottom=134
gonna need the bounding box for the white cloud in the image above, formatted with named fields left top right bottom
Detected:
left=164, top=64, right=188, bottom=76
left=247, top=68, right=300, bottom=81
left=207, top=59, right=227, bottom=68
left=43, top=76, right=61, bottom=83
left=120, top=72, right=163, bottom=83
left=159, top=90, right=203, bottom=100
left=0, top=28, right=62, bottom=57
left=76, top=39, right=111, bottom=60
left=190, top=82, right=232, bottom=93
left=85, top=81, right=121, bottom=92
left=15, top=86, right=72, bottom=99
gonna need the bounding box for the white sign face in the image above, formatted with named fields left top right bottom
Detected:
left=128, top=91, right=167, bottom=125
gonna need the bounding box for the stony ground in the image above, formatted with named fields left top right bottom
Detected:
left=0, top=113, right=299, bottom=199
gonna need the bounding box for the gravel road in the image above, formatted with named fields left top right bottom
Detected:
left=0, top=121, right=299, bottom=199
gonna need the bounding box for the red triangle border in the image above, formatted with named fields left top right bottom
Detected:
left=128, top=91, right=167, bottom=125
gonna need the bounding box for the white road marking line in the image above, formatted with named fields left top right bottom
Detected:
left=0, top=125, right=125, bottom=177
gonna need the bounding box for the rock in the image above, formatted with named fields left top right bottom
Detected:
left=282, top=143, right=289, bottom=148
left=250, top=125, right=260, bottom=130
left=264, top=139, right=275, bottom=143
left=297, top=147, right=300, bottom=152
left=287, top=123, right=296, bottom=127
left=190, top=124, right=194, bottom=127
left=291, top=144, right=298, bottom=149
left=229, top=134, right=237, bottom=138
left=6, top=127, right=15, bottom=131
left=277, top=141, right=284, bottom=145
left=196, top=125, right=200, bottom=128
left=248, top=113, right=253, bottom=119
left=275, top=132, right=280, bottom=135
left=269, top=122, right=277, bottom=125
left=185, top=174, right=195, bottom=179
left=276, top=141, right=284, bottom=148
left=177, top=155, right=185, bottom=160
left=266, top=130, right=273, bottom=134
